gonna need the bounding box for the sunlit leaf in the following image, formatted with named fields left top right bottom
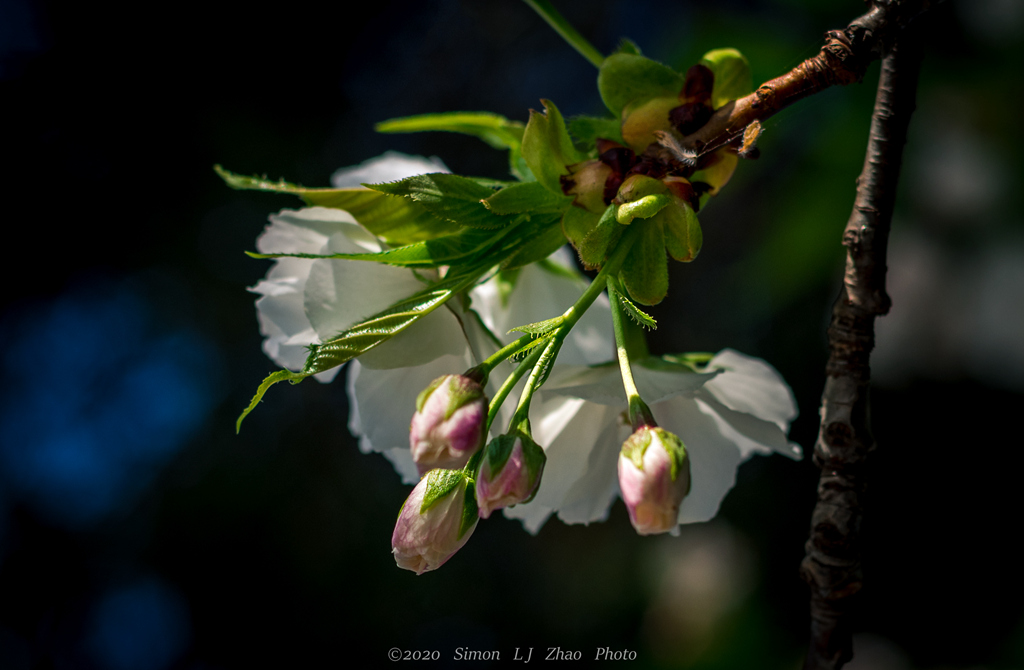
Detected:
left=699, top=48, right=752, bottom=110
left=597, top=53, right=684, bottom=117
left=368, top=173, right=514, bottom=229
left=521, top=99, right=580, bottom=194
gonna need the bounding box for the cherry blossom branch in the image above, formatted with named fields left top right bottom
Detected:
left=799, top=31, right=923, bottom=670
left=682, top=0, right=934, bottom=157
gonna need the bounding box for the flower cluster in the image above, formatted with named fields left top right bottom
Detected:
left=224, top=14, right=800, bottom=574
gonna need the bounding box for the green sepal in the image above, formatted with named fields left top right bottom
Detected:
left=621, top=426, right=688, bottom=482
left=597, top=53, right=684, bottom=117
left=483, top=181, right=572, bottom=215
left=608, top=277, right=657, bottom=330
left=576, top=204, right=624, bottom=269
left=614, top=38, right=642, bottom=56
left=568, top=115, right=625, bottom=149
left=482, top=434, right=518, bottom=477
left=561, top=206, right=601, bottom=259
left=620, top=219, right=668, bottom=306
left=459, top=479, right=479, bottom=540
left=415, top=376, right=447, bottom=413
left=367, top=173, right=513, bottom=230
left=699, top=48, right=752, bottom=110
left=214, top=165, right=458, bottom=245
left=660, top=351, right=715, bottom=372
left=444, top=377, right=484, bottom=421
left=521, top=99, right=580, bottom=195
left=661, top=202, right=702, bottom=262
left=420, top=468, right=466, bottom=513
left=616, top=193, right=672, bottom=225
left=375, top=111, right=532, bottom=181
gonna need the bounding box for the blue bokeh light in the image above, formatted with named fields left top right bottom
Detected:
left=0, top=278, right=223, bottom=529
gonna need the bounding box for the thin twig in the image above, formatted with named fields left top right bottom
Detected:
left=799, top=28, right=923, bottom=670
left=682, top=0, right=933, bottom=157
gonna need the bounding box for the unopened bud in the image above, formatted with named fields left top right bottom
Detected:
left=392, top=469, right=479, bottom=574
left=618, top=426, right=690, bottom=535
left=476, top=432, right=546, bottom=519
left=410, top=375, right=487, bottom=475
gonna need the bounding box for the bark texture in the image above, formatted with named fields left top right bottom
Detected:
left=799, top=32, right=923, bottom=670
left=682, top=0, right=933, bottom=157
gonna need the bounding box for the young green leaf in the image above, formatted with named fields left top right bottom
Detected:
left=367, top=173, right=514, bottom=229
left=214, top=165, right=458, bottom=245
left=376, top=111, right=524, bottom=149
left=509, top=316, right=564, bottom=336
left=597, top=53, right=684, bottom=117
left=248, top=222, right=524, bottom=269
left=483, top=181, right=573, bottom=215
left=375, top=112, right=532, bottom=181
left=699, top=48, right=752, bottom=110
left=608, top=277, right=657, bottom=330
left=521, top=99, right=581, bottom=195
left=235, top=267, right=484, bottom=431
left=501, top=216, right=567, bottom=271
left=568, top=115, right=625, bottom=148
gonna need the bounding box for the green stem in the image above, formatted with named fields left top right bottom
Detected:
left=486, top=344, right=546, bottom=433
left=468, top=333, right=536, bottom=385
left=523, top=0, right=605, bottom=68
left=510, top=337, right=560, bottom=431
left=608, top=276, right=656, bottom=430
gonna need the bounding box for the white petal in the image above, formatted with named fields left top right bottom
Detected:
left=703, top=349, right=798, bottom=431
left=653, top=397, right=744, bottom=525
left=503, top=397, right=623, bottom=532
left=357, top=305, right=468, bottom=369
left=330, top=151, right=449, bottom=188
left=695, top=391, right=802, bottom=460
left=347, top=351, right=474, bottom=485
left=471, top=249, right=615, bottom=366
left=250, top=207, right=369, bottom=380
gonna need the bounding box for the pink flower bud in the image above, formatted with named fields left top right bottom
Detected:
left=475, top=433, right=546, bottom=519
left=618, top=426, right=690, bottom=535
left=392, top=469, right=479, bottom=574
left=409, top=375, right=488, bottom=475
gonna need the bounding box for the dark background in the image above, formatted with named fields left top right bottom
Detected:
left=2, top=0, right=1022, bottom=668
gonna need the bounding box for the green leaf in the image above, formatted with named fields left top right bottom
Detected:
left=214, top=165, right=458, bottom=245
left=501, top=216, right=568, bottom=271
left=616, top=193, right=672, bottom=224
left=597, top=53, right=684, bottom=117
left=483, top=181, right=572, bottom=215
left=620, top=219, right=668, bottom=306
left=249, top=223, right=522, bottom=269
left=508, top=334, right=555, bottom=361
left=367, top=173, right=514, bottom=230
left=421, top=469, right=466, bottom=513
left=521, top=99, right=580, bottom=194
left=376, top=112, right=532, bottom=181
left=699, top=48, right=752, bottom=110
left=235, top=268, right=480, bottom=431
left=376, top=111, right=524, bottom=150
left=568, top=115, right=625, bottom=148
left=608, top=277, right=657, bottom=330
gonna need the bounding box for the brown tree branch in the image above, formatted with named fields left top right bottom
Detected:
left=799, top=28, right=923, bottom=670
left=682, top=0, right=933, bottom=157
